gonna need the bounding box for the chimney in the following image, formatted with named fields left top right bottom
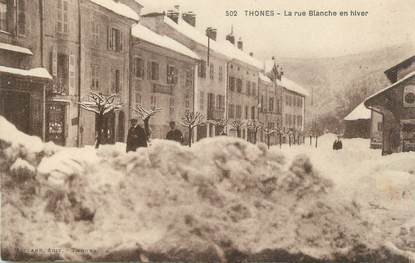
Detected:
left=167, top=9, right=179, bottom=23
left=226, top=25, right=235, bottom=45
left=182, top=11, right=196, bottom=27
left=237, top=38, right=243, bottom=50
left=249, top=52, right=253, bottom=57
left=206, top=27, right=217, bottom=41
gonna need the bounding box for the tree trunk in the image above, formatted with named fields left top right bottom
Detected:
left=279, top=133, right=282, bottom=148
left=237, top=128, right=241, bottom=138
left=267, top=135, right=270, bottom=149
left=188, top=126, right=192, bottom=147
left=95, top=113, right=103, bottom=149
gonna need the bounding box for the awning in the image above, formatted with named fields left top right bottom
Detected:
left=0, top=66, right=52, bottom=80
left=0, top=42, right=33, bottom=55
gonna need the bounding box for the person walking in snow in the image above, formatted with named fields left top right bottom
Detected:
left=126, top=118, right=150, bottom=152
left=332, top=136, right=343, bottom=150
left=166, top=121, right=183, bottom=143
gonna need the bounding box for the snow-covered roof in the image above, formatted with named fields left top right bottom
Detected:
left=132, top=24, right=199, bottom=60
left=163, top=16, right=230, bottom=60
left=90, top=0, right=139, bottom=21
left=365, top=71, right=415, bottom=106
left=278, top=76, right=309, bottom=97
left=344, top=102, right=371, bottom=121
left=0, top=66, right=52, bottom=79
left=259, top=72, right=272, bottom=84
left=221, top=40, right=262, bottom=70
left=0, top=42, right=33, bottom=55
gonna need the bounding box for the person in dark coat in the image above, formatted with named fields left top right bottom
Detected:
left=333, top=136, right=343, bottom=150
left=166, top=121, right=183, bottom=143
left=126, top=118, right=150, bottom=152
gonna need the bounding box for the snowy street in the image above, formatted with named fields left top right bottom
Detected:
left=2, top=116, right=415, bottom=262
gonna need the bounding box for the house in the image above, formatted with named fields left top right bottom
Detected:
left=343, top=102, right=371, bottom=138
left=130, top=23, right=199, bottom=141
left=42, top=0, right=139, bottom=146
left=364, top=55, right=415, bottom=154
left=0, top=0, right=52, bottom=140
left=140, top=10, right=230, bottom=141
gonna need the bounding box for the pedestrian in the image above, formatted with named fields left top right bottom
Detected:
left=126, top=117, right=150, bottom=152
left=166, top=121, right=183, bottom=143
left=332, top=136, right=343, bottom=150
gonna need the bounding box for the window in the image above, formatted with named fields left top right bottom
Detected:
left=198, top=60, right=206, bottom=78
left=297, top=116, right=302, bottom=127
left=92, top=21, right=100, bottom=46
left=207, top=93, right=215, bottom=113
left=236, top=78, right=242, bottom=93
left=167, top=64, right=178, bottom=84
left=56, top=53, right=69, bottom=94
left=185, top=69, right=193, bottom=88
left=245, top=105, right=249, bottom=119
left=218, top=95, right=225, bottom=110
left=112, top=69, right=121, bottom=93
left=276, top=98, right=280, bottom=114
left=219, top=66, right=223, bottom=81
left=251, top=106, right=255, bottom=120
left=199, top=91, right=205, bottom=111
left=0, top=0, right=8, bottom=32
left=148, top=61, right=159, bottom=81
left=229, top=76, right=235, bottom=92
left=134, top=57, right=144, bottom=79
left=236, top=105, right=242, bottom=119
left=269, top=97, right=274, bottom=112
left=285, top=114, right=289, bottom=126
left=246, top=81, right=251, bottom=96
left=260, top=95, right=264, bottom=112
left=229, top=104, right=235, bottom=119
left=252, top=82, right=256, bottom=96
left=185, top=93, right=190, bottom=108
left=209, top=64, right=214, bottom=80
left=150, top=95, right=157, bottom=109
left=169, top=97, right=175, bottom=115
left=18, top=0, right=26, bottom=35
left=377, top=122, right=383, bottom=131
left=57, top=0, right=69, bottom=33
left=108, top=27, right=123, bottom=51
left=135, top=92, right=141, bottom=105
left=91, top=64, right=99, bottom=90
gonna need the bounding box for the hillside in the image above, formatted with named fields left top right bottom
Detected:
left=275, top=43, right=415, bottom=132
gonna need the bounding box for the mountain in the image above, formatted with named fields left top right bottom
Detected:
left=273, top=43, right=415, bottom=132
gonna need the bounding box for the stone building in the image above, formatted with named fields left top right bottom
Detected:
left=140, top=11, right=230, bottom=140
left=131, top=23, right=199, bottom=141
left=365, top=55, right=415, bottom=154
left=0, top=0, right=52, bottom=140
left=41, top=0, right=139, bottom=146
left=258, top=72, right=282, bottom=145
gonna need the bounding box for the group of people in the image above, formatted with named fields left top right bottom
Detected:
left=332, top=136, right=343, bottom=150
left=126, top=119, right=183, bottom=152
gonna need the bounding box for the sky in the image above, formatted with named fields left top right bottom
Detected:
left=138, top=0, right=415, bottom=59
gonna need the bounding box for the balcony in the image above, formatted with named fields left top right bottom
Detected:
left=152, top=83, right=173, bottom=95
left=207, top=108, right=225, bottom=120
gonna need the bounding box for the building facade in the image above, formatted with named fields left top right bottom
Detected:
left=0, top=0, right=52, bottom=140
left=365, top=55, right=415, bottom=154
left=131, top=23, right=199, bottom=141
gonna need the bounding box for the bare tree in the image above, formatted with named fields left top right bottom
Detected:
left=208, top=118, right=228, bottom=136
left=79, top=92, right=122, bottom=149
left=229, top=119, right=244, bottom=138
left=130, top=104, right=162, bottom=143
left=262, top=127, right=276, bottom=149
left=246, top=119, right=263, bottom=144
left=181, top=110, right=205, bottom=147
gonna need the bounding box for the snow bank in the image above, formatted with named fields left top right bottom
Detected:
left=1, top=119, right=415, bottom=262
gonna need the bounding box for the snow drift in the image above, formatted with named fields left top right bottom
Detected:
left=1, top=116, right=415, bottom=262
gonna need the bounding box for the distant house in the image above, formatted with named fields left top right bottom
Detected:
left=365, top=55, right=415, bottom=155
left=343, top=102, right=383, bottom=148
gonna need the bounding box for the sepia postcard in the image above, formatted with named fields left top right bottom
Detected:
left=1, top=0, right=415, bottom=262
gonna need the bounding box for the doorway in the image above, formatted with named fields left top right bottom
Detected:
left=0, top=91, right=31, bottom=134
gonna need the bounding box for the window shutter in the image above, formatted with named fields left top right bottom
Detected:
left=119, top=31, right=123, bottom=51
left=68, top=54, right=76, bottom=93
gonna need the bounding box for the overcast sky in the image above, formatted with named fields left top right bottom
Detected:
left=138, top=0, right=415, bottom=59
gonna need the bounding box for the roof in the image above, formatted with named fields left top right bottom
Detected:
left=221, top=40, right=263, bottom=70
left=0, top=42, right=33, bottom=55
left=259, top=72, right=272, bottom=84
left=384, top=55, right=415, bottom=75
left=0, top=66, right=52, bottom=79
left=278, top=76, right=309, bottom=97
left=90, top=0, right=139, bottom=21
left=364, top=71, right=415, bottom=107
left=344, top=102, right=371, bottom=121
left=132, top=24, right=200, bottom=60
left=163, top=16, right=230, bottom=60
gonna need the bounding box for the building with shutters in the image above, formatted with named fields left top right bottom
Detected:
left=0, top=0, right=52, bottom=140
left=130, top=23, right=199, bottom=141
left=140, top=10, right=230, bottom=140
left=41, top=0, right=140, bottom=146
left=365, top=55, right=415, bottom=155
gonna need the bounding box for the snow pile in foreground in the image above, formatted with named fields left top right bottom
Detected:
left=1, top=117, right=415, bottom=262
